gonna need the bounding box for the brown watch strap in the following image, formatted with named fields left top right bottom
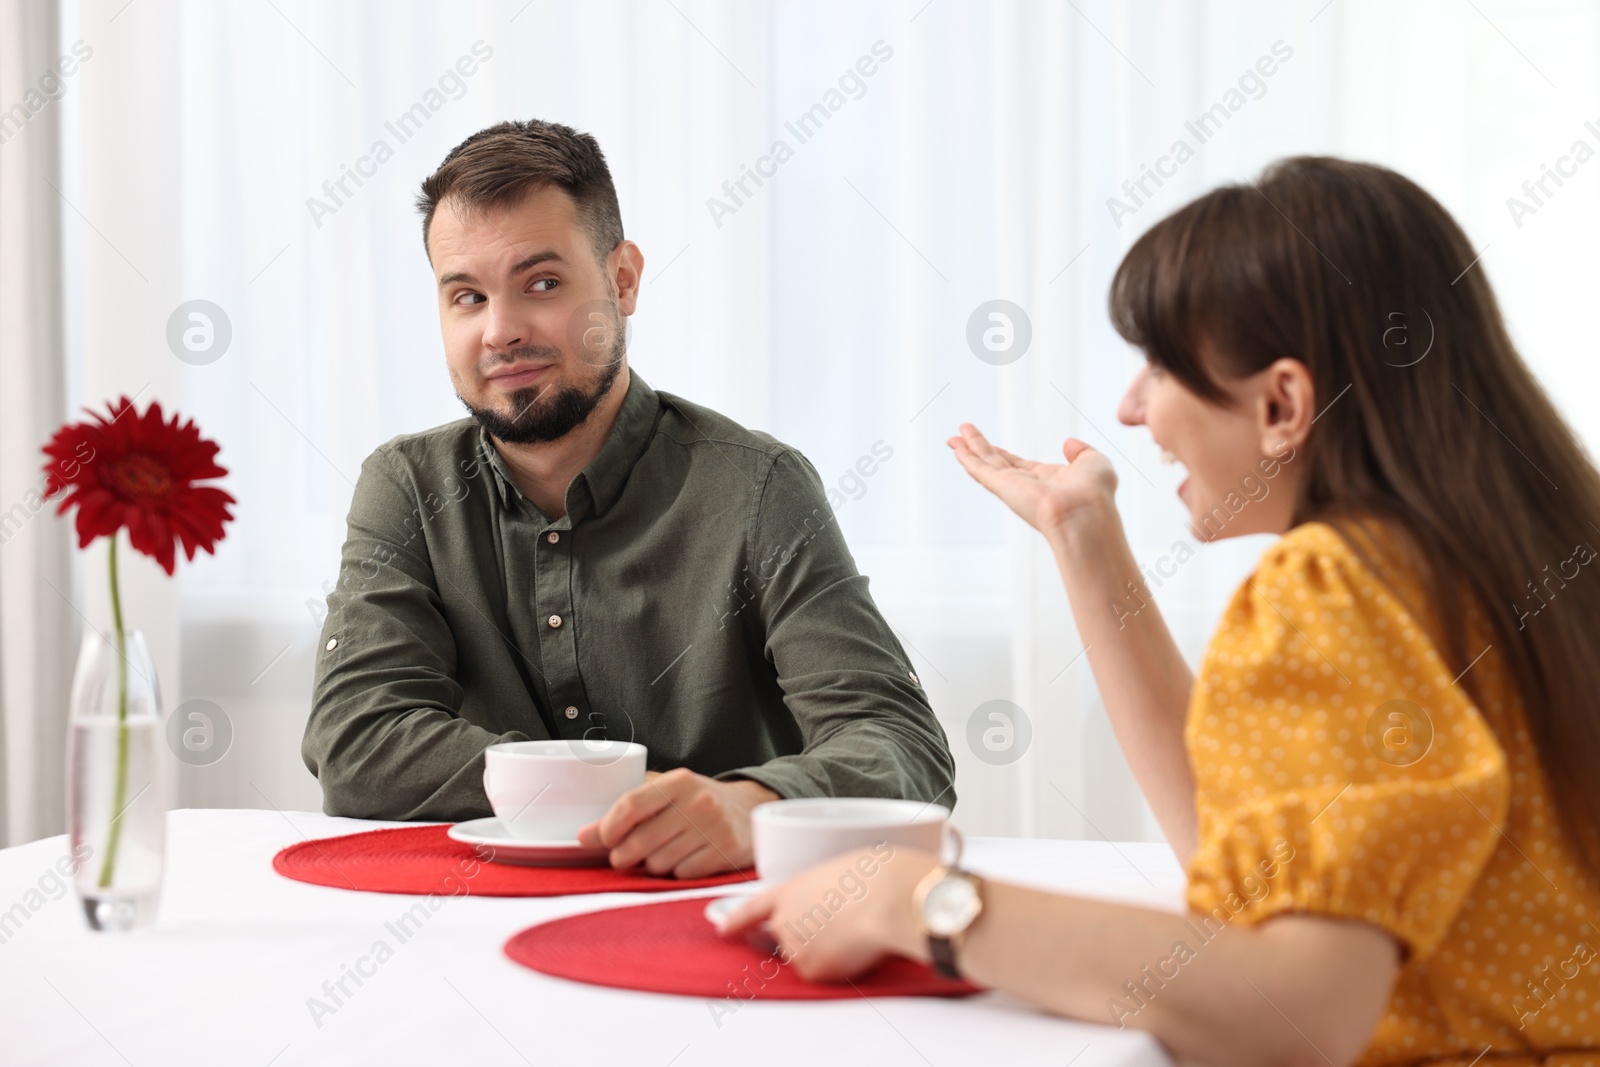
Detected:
left=928, top=934, right=962, bottom=980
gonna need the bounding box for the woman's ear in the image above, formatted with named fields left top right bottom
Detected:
left=1256, top=357, right=1315, bottom=455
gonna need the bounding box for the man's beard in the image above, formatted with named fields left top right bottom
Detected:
left=460, top=336, right=624, bottom=445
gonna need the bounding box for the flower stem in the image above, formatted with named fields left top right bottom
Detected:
left=96, top=534, right=131, bottom=890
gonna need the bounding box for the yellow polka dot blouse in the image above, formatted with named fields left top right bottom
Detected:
left=1185, top=522, right=1600, bottom=1065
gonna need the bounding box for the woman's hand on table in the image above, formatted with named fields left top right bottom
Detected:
left=718, top=846, right=940, bottom=983
left=725, top=846, right=1399, bottom=1067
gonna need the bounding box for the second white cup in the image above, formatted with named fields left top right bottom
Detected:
left=751, top=797, right=957, bottom=883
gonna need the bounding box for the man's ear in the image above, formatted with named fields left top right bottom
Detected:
left=1256, top=357, right=1316, bottom=455
left=611, top=240, right=645, bottom=316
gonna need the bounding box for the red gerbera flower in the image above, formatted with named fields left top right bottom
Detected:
left=42, top=396, right=236, bottom=574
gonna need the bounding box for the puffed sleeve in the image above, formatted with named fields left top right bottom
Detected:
left=1183, top=523, right=1509, bottom=960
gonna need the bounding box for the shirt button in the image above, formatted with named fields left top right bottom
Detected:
left=325, top=638, right=338, bottom=651
left=564, top=706, right=579, bottom=720
left=547, top=531, right=560, bottom=544
left=908, top=670, right=919, bottom=684
left=548, top=614, right=563, bottom=629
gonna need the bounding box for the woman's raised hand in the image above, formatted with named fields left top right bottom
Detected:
left=947, top=423, right=1118, bottom=542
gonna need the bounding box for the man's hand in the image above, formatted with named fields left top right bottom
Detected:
left=575, top=768, right=779, bottom=878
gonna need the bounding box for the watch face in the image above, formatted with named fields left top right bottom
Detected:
left=923, top=875, right=981, bottom=937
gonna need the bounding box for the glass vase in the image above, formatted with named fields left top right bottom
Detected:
left=67, top=627, right=166, bottom=931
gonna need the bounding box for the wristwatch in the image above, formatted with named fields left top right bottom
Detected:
left=912, top=866, right=985, bottom=980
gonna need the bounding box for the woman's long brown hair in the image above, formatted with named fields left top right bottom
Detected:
left=1109, top=156, right=1600, bottom=876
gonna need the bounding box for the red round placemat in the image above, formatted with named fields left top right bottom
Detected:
left=504, top=896, right=984, bottom=1000
left=272, top=824, right=756, bottom=897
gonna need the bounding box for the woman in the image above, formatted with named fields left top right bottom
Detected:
left=724, top=157, right=1600, bottom=1066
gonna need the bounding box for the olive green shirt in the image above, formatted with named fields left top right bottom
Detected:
left=303, top=370, right=955, bottom=820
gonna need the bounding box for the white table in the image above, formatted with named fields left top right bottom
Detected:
left=0, top=809, right=1184, bottom=1066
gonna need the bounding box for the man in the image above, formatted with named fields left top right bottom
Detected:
left=304, top=119, right=954, bottom=878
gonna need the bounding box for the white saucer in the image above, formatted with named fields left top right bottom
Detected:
left=703, top=894, right=751, bottom=930
left=704, top=894, right=777, bottom=951
left=447, top=817, right=611, bottom=867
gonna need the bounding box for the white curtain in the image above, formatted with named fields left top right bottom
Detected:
left=0, top=0, right=73, bottom=846
left=6, top=0, right=1596, bottom=845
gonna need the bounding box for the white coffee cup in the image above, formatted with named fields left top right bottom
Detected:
left=750, top=798, right=959, bottom=883
left=482, top=740, right=646, bottom=841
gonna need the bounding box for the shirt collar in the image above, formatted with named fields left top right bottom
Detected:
left=477, top=368, right=660, bottom=523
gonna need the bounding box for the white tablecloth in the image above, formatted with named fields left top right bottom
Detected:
left=0, top=809, right=1184, bottom=1066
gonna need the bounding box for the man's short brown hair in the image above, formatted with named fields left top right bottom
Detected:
left=416, top=119, right=624, bottom=266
